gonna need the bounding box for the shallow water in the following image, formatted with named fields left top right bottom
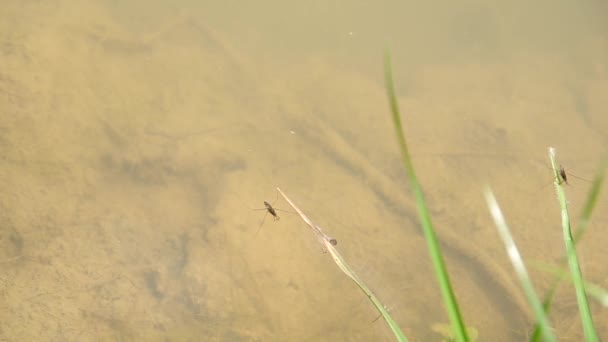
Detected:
left=1, top=1, right=607, bottom=341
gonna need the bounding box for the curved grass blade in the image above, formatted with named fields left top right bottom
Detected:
left=384, top=50, right=468, bottom=342
left=532, top=261, right=608, bottom=308
left=276, top=188, right=409, bottom=342
left=484, top=188, right=555, bottom=342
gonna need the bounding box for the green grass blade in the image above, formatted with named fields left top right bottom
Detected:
left=384, top=50, right=469, bottom=342
left=574, top=157, right=608, bottom=243
left=548, top=147, right=598, bottom=341
left=277, top=188, right=409, bottom=342
left=531, top=156, right=607, bottom=342
left=484, top=188, right=556, bottom=342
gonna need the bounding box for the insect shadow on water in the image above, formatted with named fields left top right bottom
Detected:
left=252, top=191, right=295, bottom=235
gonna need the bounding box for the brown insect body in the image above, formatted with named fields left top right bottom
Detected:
left=264, top=201, right=280, bottom=221
left=559, top=165, right=568, bottom=185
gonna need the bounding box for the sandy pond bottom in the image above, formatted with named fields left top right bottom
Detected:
left=1, top=1, right=608, bottom=341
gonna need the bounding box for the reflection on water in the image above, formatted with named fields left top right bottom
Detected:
left=1, top=1, right=607, bottom=341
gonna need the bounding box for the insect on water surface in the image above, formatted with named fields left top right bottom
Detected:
left=263, top=201, right=279, bottom=221
left=253, top=192, right=292, bottom=234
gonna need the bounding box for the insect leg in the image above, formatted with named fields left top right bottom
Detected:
left=256, top=211, right=268, bottom=235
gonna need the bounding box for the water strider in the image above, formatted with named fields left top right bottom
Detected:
left=263, top=201, right=279, bottom=220
left=253, top=201, right=280, bottom=234
left=557, top=164, right=591, bottom=185
left=537, top=164, right=592, bottom=191
left=559, top=165, right=568, bottom=185
left=253, top=192, right=294, bottom=234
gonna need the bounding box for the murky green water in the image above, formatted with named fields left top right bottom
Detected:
left=1, top=1, right=607, bottom=341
